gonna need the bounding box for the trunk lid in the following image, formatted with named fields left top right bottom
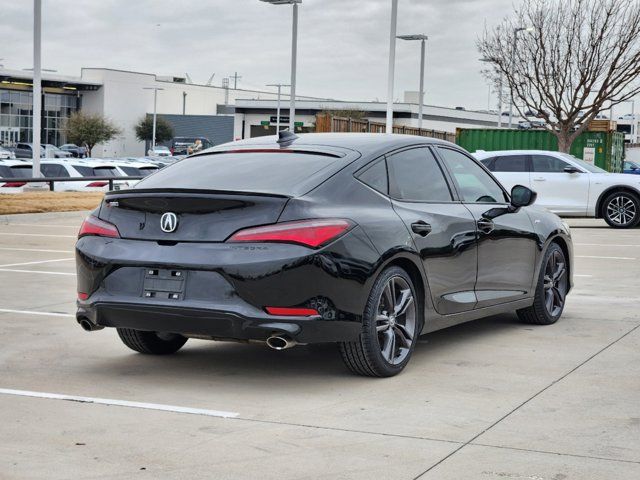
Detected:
left=100, top=189, right=290, bottom=242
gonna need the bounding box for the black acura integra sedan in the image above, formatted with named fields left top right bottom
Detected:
left=76, top=132, right=573, bottom=377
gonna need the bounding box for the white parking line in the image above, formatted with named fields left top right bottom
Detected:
left=575, top=243, right=640, bottom=247
left=575, top=255, right=636, bottom=260
left=0, top=247, right=74, bottom=253
left=0, top=388, right=239, bottom=419
left=0, top=308, right=74, bottom=317
left=574, top=274, right=593, bottom=277
left=0, top=223, right=79, bottom=228
left=0, top=232, right=76, bottom=238
left=0, top=258, right=74, bottom=268
left=0, top=268, right=75, bottom=276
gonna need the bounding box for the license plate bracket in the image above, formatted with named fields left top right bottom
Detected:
left=142, top=268, right=186, bottom=300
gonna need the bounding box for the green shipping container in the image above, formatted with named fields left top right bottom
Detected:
left=456, top=129, right=625, bottom=173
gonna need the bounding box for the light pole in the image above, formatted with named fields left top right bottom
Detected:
left=386, top=0, right=399, bottom=133
left=480, top=57, right=503, bottom=127
left=261, top=0, right=301, bottom=132
left=143, top=87, right=164, bottom=153
left=509, top=26, right=534, bottom=128
left=32, top=0, right=42, bottom=177
left=397, top=34, right=428, bottom=130
left=267, top=83, right=290, bottom=133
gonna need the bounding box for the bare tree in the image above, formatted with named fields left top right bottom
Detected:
left=478, top=0, right=640, bottom=152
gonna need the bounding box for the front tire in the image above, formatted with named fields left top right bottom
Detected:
left=602, top=191, right=640, bottom=228
left=517, top=243, right=568, bottom=325
left=117, top=328, right=187, bottom=355
left=339, top=266, right=419, bottom=377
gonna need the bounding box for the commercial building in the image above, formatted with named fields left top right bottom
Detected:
left=1, top=67, right=511, bottom=157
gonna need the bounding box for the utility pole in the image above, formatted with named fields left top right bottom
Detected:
left=230, top=72, right=242, bottom=89
left=386, top=0, right=399, bottom=133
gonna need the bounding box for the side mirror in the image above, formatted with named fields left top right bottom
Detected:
left=511, top=185, right=537, bottom=208
left=564, top=166, right=581, bottom=174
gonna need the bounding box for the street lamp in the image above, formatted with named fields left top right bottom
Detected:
left=143, top=87, right=164, bottom=153
left=266, top=83, right=291, bottom=133
left=32, top=0, right=42, bottom=178
left=480, top=57, right=503, bottom=128
left=260, top=0, right=301, bottom=132
left=386, top=0, right=399, bottom=133
left=509, top=26, right=535, bottom=128
left=397, top=34, right=428, bottom=130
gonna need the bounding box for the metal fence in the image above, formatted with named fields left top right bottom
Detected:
left=2, top=176, right=144, bottom=191
left=315, top=113, right=456, bottom=142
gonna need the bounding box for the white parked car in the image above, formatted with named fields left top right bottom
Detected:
left=0, top=146, right=16, bottom=159
left=474, top=150, right=640, bottom=228
left=99, top=160, right=159, bottom=190
left=0, top=160, right=32, bottom=193
left=147, top=145, right=171, bottom=157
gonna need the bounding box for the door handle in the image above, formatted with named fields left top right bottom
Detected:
left=533, top=177, right=546, bottom=182
left=477, top=218, right=495, bottom=234
left=411, top=221, right=432, bottom=236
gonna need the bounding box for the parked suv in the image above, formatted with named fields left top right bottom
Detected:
left=475, top=150, right=640, bottom=228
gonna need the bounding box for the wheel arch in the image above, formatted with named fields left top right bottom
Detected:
left=541, top=233, right=573, bottom=292
left=595, top=185, right=640, bottom=218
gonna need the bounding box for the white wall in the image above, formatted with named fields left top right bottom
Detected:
left=79, top=69, right=306, bottom=157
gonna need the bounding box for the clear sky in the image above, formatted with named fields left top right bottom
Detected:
left=3, top=0, right=535, bottom=111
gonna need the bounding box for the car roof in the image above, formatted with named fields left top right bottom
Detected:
left=473, top=149, right=567, bottom=158
left=204, top=133, right=457, bottom=158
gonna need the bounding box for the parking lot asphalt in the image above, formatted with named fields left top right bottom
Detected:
left=0, top=211, right=638, bottom=479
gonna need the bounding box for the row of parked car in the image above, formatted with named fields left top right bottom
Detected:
left=0, top=156, right=175, bottom=193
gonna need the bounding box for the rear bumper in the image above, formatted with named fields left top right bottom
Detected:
left=76, top=301, right=361, bottom=343
left=75, top=229, right=381, bottom=343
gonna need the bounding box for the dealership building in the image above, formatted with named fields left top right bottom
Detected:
left=1, top=67, right=508, bottom=157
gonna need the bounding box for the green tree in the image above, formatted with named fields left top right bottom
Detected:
left=64, top=112, right=121, bottom=156
left=134, top=116, right=174, bottom=144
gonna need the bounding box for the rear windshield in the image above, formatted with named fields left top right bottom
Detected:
left=120, top=166, right=158, bottom=176
left=136, top=151, right=347, bottom=195
left=11, top=165, right=32, bottom=177
left=74, top=166, right=121, bottom=177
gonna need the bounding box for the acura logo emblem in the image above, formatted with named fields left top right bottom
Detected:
left=160, top=212, right=178, bottom=233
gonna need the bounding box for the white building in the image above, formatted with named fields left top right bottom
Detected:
left=1, top=67, right=514, bottom=157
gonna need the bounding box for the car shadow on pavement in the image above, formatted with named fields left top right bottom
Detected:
left=80, top=313, right=524, bottom=382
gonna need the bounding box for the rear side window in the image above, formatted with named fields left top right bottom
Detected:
left=387, top=148, right=452, bottom=202
left=11, top=165, right=32, bottom=177
left=356, top=159, right=388, bottom=194
left=41, top=164, right=70, bottom=177
left=136, top=151, right=346, bottom=195
left=0, top=165, right=14, bottom=178
left=532, top=155, right=569, bottom=172
left=93, top=167, right=120, bottom=177
left=493, top=155, right=528, bottom=172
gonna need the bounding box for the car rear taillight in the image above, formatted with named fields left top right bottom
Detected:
left=77, top=292, right=89, bottom=301
left=265, top=307, right=319, bottom=317
left=86, top=181, right=108, bottom=187
left=78, top=215, right=120, bottom=239
left=227, top=219, right=353, bottom=248
left=2, top=182, right=26, bottom=188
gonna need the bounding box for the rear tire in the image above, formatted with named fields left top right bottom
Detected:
left=117, top=328, right=187, bottom=354
left=517, top=243, right=568, bottom=325
left=601, top=191, right=640, bottom=228
left=339, top=266, right=419, bottom=377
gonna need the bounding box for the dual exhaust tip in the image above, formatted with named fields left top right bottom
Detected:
left=78, top=318, right=296, bottom=350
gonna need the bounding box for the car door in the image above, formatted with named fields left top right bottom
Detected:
left=436, top=147, right=538, bottom=308
left=530, top=154, right=590, bottom=215
left=385, top=146, right=478, bottom=315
